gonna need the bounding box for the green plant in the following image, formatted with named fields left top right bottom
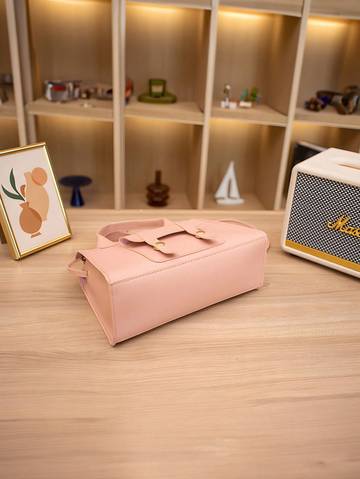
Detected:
left=1, top=168, right=25, bottom=201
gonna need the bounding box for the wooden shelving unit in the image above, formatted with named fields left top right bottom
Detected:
left=2, top=0, right=360, bottom=211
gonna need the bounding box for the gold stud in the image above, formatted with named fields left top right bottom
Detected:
left=195, top=228, right=205, bottom=238
left=153, top=240, right=165, bottom=251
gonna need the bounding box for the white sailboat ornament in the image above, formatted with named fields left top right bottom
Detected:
left=215, top=161, right=245, bottom=205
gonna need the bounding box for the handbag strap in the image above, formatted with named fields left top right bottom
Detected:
left=97, top=218, right=213, bottom=254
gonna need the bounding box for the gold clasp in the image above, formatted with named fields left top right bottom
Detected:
left=153, top=240, right=165, bottom=251
left=195, top=228, right=206, bottom=238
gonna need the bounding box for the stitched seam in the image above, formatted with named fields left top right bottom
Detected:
left=110, top=235, right=267, bottom=286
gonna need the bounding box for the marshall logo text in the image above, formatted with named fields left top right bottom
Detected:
left=327, top=215, right=360, bottom=238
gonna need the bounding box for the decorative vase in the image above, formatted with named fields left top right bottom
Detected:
left=19, top=202, right=42, bottom=238
left=24, top=169, right=49, bottom=221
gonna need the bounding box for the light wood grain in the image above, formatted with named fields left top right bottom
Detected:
left=126, top=4, right=207, bottom=105
left=27, top=0, right=112, bottom=88
left=296, top=107, right=360, bottom=130
left=212, top=102, right=288, bottom=126
left=0, top=209, right=359, bottom=479
left=125, top=98, right=204, bottom=125
left=36, top=115, right=115, bottom=208
left=26, top=97, right=114, bottom=122
left=206, top=119, right=284, bottom=209
left=125, top=117, right=202, bottom=207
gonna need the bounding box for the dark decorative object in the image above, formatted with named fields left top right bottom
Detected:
left=305, top=85, right=360, bottom=114
left=304, top=96, right=326, bottom=111
left=138, top=79, right=177, bottom=104
left=146, top=170, right=169, bottom=207
left=59, top=175, right=92, bottom=207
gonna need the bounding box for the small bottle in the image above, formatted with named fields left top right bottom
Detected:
left=146, top=170, right=170, bottom=207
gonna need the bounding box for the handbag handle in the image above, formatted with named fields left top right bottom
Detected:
left=97, top=218, right=214, bottom=254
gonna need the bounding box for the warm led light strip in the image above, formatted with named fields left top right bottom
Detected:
left=219, top=10, right=266, bottom=20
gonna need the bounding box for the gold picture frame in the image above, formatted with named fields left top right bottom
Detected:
left=0, top=142, right=71, bottom=260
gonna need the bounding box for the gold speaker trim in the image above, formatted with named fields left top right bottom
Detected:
left=285, top=240, right=360, bottom=273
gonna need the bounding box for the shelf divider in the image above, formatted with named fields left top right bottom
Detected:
left=274, top=0, right=311, bottom=210
left=113, top=0, right=126, bottom=209
left=196, top=0, right=219, bottom=209
left=5, top=0, right=27, bottom=145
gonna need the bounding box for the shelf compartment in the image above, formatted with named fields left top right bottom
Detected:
left=36, top=116, right=114, bottom=209
left=291, top=122, right=360, bottom=152
left=310, top=1, right=360, bottom=19
left=0, top=119, right=19, bottom=150
left=0, top=94, right=16, bottom=119
left=206, top=119, right=285, bottom=210
left=219, top=0, right=303, bottom=17
left=295, top=106, right=360, bottom=130
left=27, top=0, right=112, bottom=97
left=283, top=122, right=360, bottom=194
left=298, top=17, right=360, bottom=109
left=214, top=8, right=301, bottom=118
left=125, top=117, right=202, bottom=209
left=125, top=98, right=204, bottom=125
left=26, top=98, right=113, bottom=122
left=126, top=3, right=210, bottom=115
left=212, top=102, right=287, bottom=126
left=128, top=0, right=212, bottom=10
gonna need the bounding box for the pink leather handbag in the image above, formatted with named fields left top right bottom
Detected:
left=68, top=218, right=269, bottom=345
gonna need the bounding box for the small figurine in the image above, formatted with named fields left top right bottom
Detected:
left=59, top=175, right=92, bottom=207
left=138, top=79, right=176, bottom=104
left=215, top=161, right=244, bottom=206
left=146, top=170, right=169, bottom=207
left=220, top=83, right=237, bottom=109
left=304, top=96, right=325, bottom=112
left=44, top=80, right=81, bottom=102
left=239, top=87, right=261, bottom=108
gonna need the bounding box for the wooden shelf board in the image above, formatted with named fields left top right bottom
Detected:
left=204, top=193, right=265, bottom=210
left=26, top=98, right=113, bottom=122
left=127, top=0, right=212, bottom=10
left=219, top=1, right=303, bottom=17
left=310, top=1, right=360, bottom=19
left=0, top=89, right=17, bottom=119
left=212, top=102, right=288, bottom=127
left=61, top=189, right=114, bottom=210
left=125, top=99, right=204, bottom=125
left=295, top=106, right=360, bottom=131
left=126, top=192, right=193, bottom=209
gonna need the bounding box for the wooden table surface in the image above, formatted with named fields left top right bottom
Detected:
left=1, top=210, right=359, bottom=479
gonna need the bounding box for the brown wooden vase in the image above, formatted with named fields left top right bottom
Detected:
left=19, top=202, right=42, bottom=238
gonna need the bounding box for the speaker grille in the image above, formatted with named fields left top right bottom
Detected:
left=286, top=172, right=360, bottom=267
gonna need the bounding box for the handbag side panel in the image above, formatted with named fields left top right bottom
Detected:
left=111, top=235, right=267, bottom=344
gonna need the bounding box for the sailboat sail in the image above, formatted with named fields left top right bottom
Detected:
left=215, top=161, right=244, bottom=205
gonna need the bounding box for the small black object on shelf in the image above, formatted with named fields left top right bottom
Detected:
left=59, top=175, right=92, bottom=207
left=146, top=170, right=169, bottom=207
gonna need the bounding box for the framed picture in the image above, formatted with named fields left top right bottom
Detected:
left=0, top=142, right=71, bottom=260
